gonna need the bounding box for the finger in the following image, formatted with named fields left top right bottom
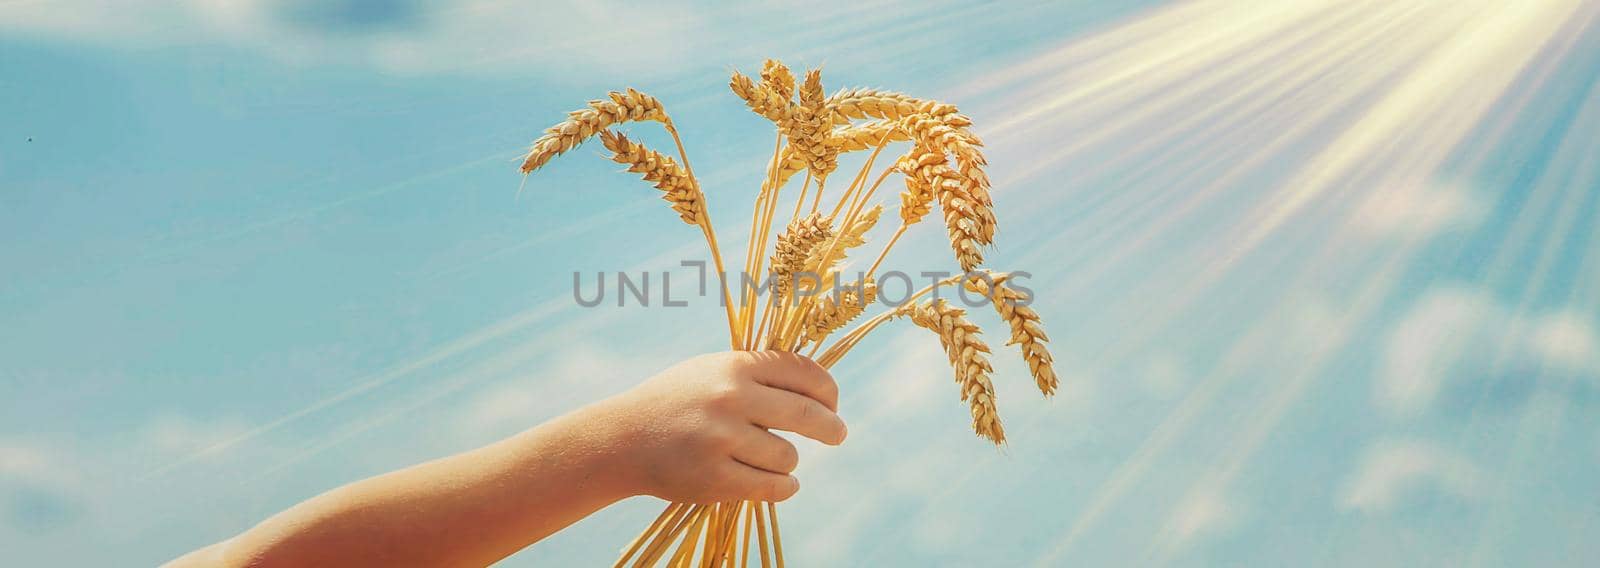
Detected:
left=718, top=460, right=801, bottom=502
left=745, top=386, right=848, bottom=446
left=746, top=351, right=838, bottom=411
left=730, top=426, right=801, bottom=474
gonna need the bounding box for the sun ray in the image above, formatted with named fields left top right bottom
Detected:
left=904, top=1, right=1600, bottom=564
left=1141, top=3, right=1594, bottom=561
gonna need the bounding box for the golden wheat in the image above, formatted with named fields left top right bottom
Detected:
left=763, top=146, right=808, bottom=194
left=760, top=59, right=796, bottom=102
left=895, top=117, right=994, bottom=272
left=803, top=278, right=876, bottom=344
left=940, top=183, right=988, bottom=273
left=897, top=175, right=936, bottom=227
left=826, top=88, right=963, bottom=124
left=769, top=213, right=833, bottom=299
left=805, top=204, right=880, bottom=274
left=520, top=88, right=668, bottom=174
left=966, top=273, right=1059, bottom=396
left=894, top=145, right=954, bottom=226
left=825, top=119, right=911, bottom=152
left=785, top=69, right=838, bottom=181
left=599, top=130, right=705, bottom=225
left=901, top=116, right=995, bottom=240
left=730, top=72, right=792, bottom=125
left=762, top=119, right=908, bottom=193
left=521, top=60, right=1061, bottom=567
left=902, top=299, right=1005, bottom=443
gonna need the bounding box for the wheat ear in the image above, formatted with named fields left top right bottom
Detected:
left=788, top=69, right=838, bottom=181
left=941, top=187, right=988, bottom=273
left=899, top=117, right=994, bottom=272
left=967, top=273, right=1059, bottom=396
left=902, top=116, right=994, bottom=238
left=598, top=130, right=706, bottom=225
left=730, top=72, right=792, bottom=126
left=805, top=204, right=881, bottom=274
left=763, top=119, right=910, bottom=194
left=760, top=59, right=796, bottom=101
left=803, top=278, right=876, bottom=344
left=765, top=146, right=809, bottom=194
left=899, top=142, right=985, bottom=272
left=894, top=145, right=955, bottom=226
left=857, top=147, right=940, bottom=279
left=902, top=299, right=1005, bottom=444
left=520, top=88, right=668, bottom=174
left=769, top=213, right=834, bottom=299
left=826, top=88, right=966, bottom=125
left=824, top=119, right=912, bottom=152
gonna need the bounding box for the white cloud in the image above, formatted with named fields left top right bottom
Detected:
left=1353, top=180, right=1486, bottom=238
left=0, top=446, right=53, bottom=480
left=1380, top=287, right=1495, bottom=415
left=792, top=327, right=1058, bottom=564
left=1167, top=487, right=1239, bottom=546
left=0, top=1, right=698, bottom=76
left=1529, top=311, right=1600, bottom=372
left=453, top=340, right=661, bottom=441
left=138, top=415, right=250, bottom=457
left=0, top=442, right=87, bottom=534
left=1139, top=353, right=1188, bottom=399
left=0, top=0, right=940, bottom=79
left=458, top=381, right=548, bottom=438
left=0, top=442, right=91, bottom=491
left=1379, top=286, right=1600, bottom=416
left=785, top=330, right=946, bottom=483
left=1339, top=438, right=1480, bottom=514
left=853, top=332, right=948, bottom=419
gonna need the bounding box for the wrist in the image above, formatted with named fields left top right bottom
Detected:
left=494, top=399, right=644, bottom=510
left=561, top=396, right=653, bottom=501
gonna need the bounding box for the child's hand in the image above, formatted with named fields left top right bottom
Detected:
left=593, top=351, right=847, bottom=504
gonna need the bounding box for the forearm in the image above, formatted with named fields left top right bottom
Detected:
left=167, top=351, right=844, bottom=567
left=210, top=401, right=641, bottom=567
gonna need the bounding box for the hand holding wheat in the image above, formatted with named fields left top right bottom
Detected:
left=593, top=352, right=845, bottom=504
left=519, top=59, right=1059, bottom=567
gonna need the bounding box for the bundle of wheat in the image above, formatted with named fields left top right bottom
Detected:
left=518, top=60, right=1059, bottom=567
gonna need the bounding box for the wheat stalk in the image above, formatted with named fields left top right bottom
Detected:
left=519, top=85, right=740, bottom=346
left=854, top=146, right=946, bottom=279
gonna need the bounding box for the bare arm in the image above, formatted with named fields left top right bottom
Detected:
left=166, top=351, right=846, bottom=567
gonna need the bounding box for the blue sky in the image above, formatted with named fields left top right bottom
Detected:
left=3, top=1, right=1598, bottom=565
